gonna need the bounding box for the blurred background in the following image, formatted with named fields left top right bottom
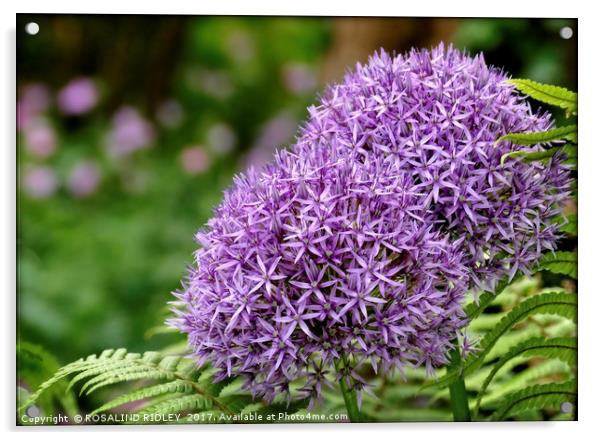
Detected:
left=17, top=16, right=577, bottom=365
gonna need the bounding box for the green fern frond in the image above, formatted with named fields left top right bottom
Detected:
left=498, top=125, right=577, bottom=147
left=479, top=359, right=573, bottom=411
left=203, top=375, right=238, bottom=397
left=90, top=380, right=192, bottom=415
left=561, top=143, right=578, bottom=165
left=463, top=280, right=509, bottom=321
left=500, top=142, right=576, bottom=166
left=426, top=292, right=577, bottom=389
left=21, top=347, right=262, bottom=422
left=220, top=394, right=256, bottom=413
left=474, top=337, right=576, bottom=414
left=490, top=380, right=576, bottom=420
left=509, top=79, right=577, bottom=115
left=555, top=213, right=576, bottom=235
left=83, top=368, right=177, bottom=397
left=21, top=349, right=190, bottom=412
left=138, top=395, right=212, bottom=416
left=537, top=251, right=577, bottom=279
left=17, top=342, right=79, bottom=418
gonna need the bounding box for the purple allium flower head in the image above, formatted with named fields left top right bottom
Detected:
left=170, top=45, right=572, bottom=405
left=57, top=77, right=99, bottom=115
left=67, top=161, right=101, bottom=198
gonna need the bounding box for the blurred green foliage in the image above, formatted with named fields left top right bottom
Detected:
left=18, top=16, right=329, bottom=361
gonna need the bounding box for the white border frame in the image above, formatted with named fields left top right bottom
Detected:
left=3, top=1, right=599, bottom=438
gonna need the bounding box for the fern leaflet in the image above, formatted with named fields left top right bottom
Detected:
left=509, top=79, right=577, bottom=115
left=498, top=125, right=577, bottom=146
left=490, top=380, right=576, bottom=420
left=425, top=292, right=577, bottom=389
left=537, top=251, right=577, bottom=279
left=474, top=337, right=576, bottom=414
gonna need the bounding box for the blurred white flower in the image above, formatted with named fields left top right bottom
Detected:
left=207, top=123, right=236, bottom=154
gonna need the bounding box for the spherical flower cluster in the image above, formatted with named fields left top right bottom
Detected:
left=170, top=44, right=572, bottom=405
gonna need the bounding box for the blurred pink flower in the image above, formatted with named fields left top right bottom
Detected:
left=57, top=77, right=99, bottom=115
left=156, top=99, right=184, bottom=128
left=226, top=30, right=255, bottom=63
left=106, top=107, right=155, bottom=157
left=17, top=102, right=33, bottom=132
left=67, top=161, right=101, bottom=198
left=179, top=146, right=210, bottom=175
left=186, top=68, right=233, bottom=99
left=243, top=111, right=297, bottom=170
left=282, top=63, right=317, bottom=94
left=207, top=123, right=236, bottom=154
left=22, top=83, right=51, bottom=113
left=17, top=83, right=51, bottom=131
left=23, top=120, right=57, bottom=159
left=22, top=166, right=58, bottom=199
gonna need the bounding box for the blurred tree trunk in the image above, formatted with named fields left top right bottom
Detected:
left=18, top=15, right=188, bottom=115
left=320, top=18, right=459, bottom=84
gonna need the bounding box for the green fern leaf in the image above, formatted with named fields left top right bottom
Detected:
left=20, top=347, right=255, bottom=423
left=426, top=292, right=577, bottom=389
left=17, top=342, right=79, bottom=418
left=91, top=380, right=192, bottom=415
left=138, top=395, right=212, bottom=416
left=500, top=142, right=576, bottom=166
left=561, top=143, right=577, bottom=165
left=203, top=375, right=238, bottom=397
left=82, top=368, right=177, bottom=396
left=463, top=280, right=509, bottom=321
left=537, top=251, right=577, bottom=279
left=474, top=337, right=576, bottom=414
left=464, top=292, right=497, bottom=321
left=509, top=79, right=577, bottom=115
left=559, top=213, right=577, bottom=235
left=498, top=125, right=577, bottom=146
left=68, top=361, right=142, bottom=392
left=220, top=394, right=255, bottom=413
left=21, top=349, right=185, bottom=411
left=478, top=359, right=573, bottom=411
left=490, top=380, right=576, bottom=420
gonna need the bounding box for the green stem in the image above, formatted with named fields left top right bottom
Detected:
left=336, top=358, right=362, bottom=422
left=448, top=345, right=471, bottom=422
left=338, top=377, right=362, bottom=422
